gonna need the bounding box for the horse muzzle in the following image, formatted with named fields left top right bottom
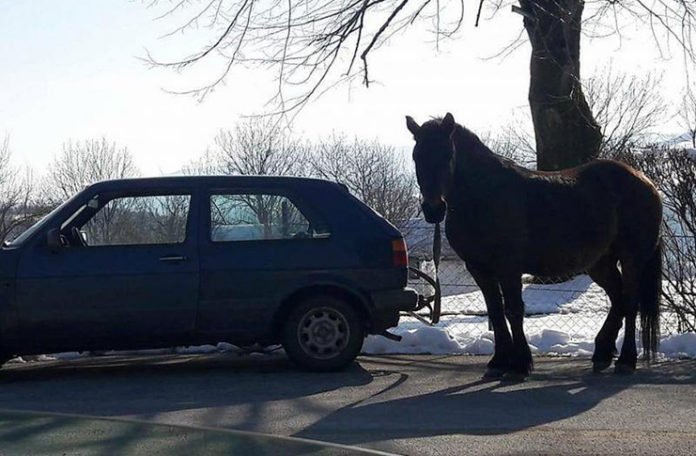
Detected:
left=422, top=200, right=446, bottom=224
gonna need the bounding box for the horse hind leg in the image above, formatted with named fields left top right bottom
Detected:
left=588, top=254, right=624, bottom=373
left=615, top=243, right=662, bottom=374
left=614, top=259, right=642, bottom=375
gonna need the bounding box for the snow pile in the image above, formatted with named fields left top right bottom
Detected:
left=364, top=327, right=487, bottom=355
left=9, top=330, right=695, bottom=364
left=175, top=344, right=219, bottom=354
left=363, top=327, right=595, bottom=357
left=659, top=333, right=696, bottom=358
left=363, top=325, right=696, bottom=359
left=4, top=342, right=262, bottom=364
left=527, top=330, right=595, bottom=356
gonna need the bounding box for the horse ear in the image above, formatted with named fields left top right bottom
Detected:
left=406, top=116, right=420, bottom=136
left=442, top=112, right=455, bottom=134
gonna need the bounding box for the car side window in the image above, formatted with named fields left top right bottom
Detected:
left=76, top=194, right=191, bottom=246
left=210, top=193, right=328, bottom=242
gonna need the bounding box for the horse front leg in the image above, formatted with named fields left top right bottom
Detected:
left=500, top=275, right=533, bottom=380
left=467, top=264, right=513, bottom=378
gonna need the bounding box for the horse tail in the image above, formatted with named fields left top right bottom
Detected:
left=640, top=239, right=662, bottom=361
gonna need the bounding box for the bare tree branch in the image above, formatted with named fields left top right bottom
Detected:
left=585, top=66, right=668, bottom=155
left=143, top=0, right=696, bottom=119
left=616, top=146, right=696, bottom=333
left=144, top=0, right=467, bottom=112
left=211, top=117, right=310, bottom=176
left=45, top=138, right=140, bottom=203
left=308, top=134, right=419, bottom=224
left=186, top=119, right=419, bottom=224
left=0, top=135, right=39, bottom=243
left=678, top=83, right=696, bottom=148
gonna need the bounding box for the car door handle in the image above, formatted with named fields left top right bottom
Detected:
left=159, top=255, right=188, bottom=263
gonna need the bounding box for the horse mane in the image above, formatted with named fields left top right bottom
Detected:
left=450, top=121, right=517, bottom=171
left=421, top=117, right=520, bottom=172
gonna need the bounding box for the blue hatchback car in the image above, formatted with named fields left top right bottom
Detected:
left=0, top=176, right=417, bottom=371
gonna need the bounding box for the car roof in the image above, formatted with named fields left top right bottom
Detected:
left=84, top=175, right=348, bottom=193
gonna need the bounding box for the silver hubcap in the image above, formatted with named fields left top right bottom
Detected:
left=297, top=307, right=350, bottom=360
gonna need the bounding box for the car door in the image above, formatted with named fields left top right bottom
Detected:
left=197, top=188, right=333, bottom=338
left=14, top=189, right=199, bottom=351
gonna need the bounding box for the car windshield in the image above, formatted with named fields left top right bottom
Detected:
left=5, top=196, right=77, bottom=247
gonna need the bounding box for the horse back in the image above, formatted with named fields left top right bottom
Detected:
left=520, top=159, right=661, bottom=274
left=446, top=158, right=661, bottom=276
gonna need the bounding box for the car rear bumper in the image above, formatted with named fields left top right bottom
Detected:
left=369, top=288, right=418, bottom=332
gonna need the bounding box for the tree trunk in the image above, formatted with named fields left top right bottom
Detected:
left=518, top=0, right=602, bottom=171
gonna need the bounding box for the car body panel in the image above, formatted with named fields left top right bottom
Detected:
left=0, top=176, right=415, bottom=359
left=8, top=184, right=201, bottom=354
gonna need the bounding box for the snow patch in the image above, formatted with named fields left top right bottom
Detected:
left=175, top=345, right=218, bottom=354
left=659, top=333, right=696, bottom=358
left=364, top=325, right=696, bottom=359
left=364, top=326, right=464, bottom=354
left=529, top=329, right=570, bottom=348
left=53, top=352, right=85, bottom=360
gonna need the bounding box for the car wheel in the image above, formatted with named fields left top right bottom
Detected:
left=282, top=295, right=365, bottom=372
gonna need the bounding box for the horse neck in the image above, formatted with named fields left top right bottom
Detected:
left=450, top=125, right=502, bottom=191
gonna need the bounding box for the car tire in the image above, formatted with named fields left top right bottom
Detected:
left=282, top=295, right=365, bottom=372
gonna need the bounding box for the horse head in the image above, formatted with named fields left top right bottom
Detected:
left=406, top=112, right=457, bottom=223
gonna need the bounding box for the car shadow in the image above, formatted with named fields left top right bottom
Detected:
left=0, top=411, right=378, bottom=456
left=0, top=353, right=374, bottom=417
left=296, top=358, right=696, bottom=445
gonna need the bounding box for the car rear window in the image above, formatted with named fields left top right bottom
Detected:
left=209, top=193, right=329, bottom=242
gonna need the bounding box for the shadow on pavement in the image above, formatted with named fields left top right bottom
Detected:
left=297, top=358, right=696, bottom=445
left=0, top=410, right=393, bottom=456
left=2, top=353, right=695, bottom=451
left=0, top=354, right=374, bottom=416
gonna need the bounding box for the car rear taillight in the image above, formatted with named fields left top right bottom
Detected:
left=391, top=238, right=408, bottom=267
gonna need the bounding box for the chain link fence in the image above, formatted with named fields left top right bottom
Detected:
left=401, top=222, right=694, bottom=348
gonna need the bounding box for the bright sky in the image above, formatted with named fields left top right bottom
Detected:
left=0, top=1, right=692, bottom=176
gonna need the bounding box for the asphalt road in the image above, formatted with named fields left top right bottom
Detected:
left=1, top=353, right=695, bottom=455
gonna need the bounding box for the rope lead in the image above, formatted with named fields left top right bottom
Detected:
left=432, top=223, right=442, bottom=324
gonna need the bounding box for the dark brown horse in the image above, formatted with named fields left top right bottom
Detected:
left=406, top=113, right=662, bottom=379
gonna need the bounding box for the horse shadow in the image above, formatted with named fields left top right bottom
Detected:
left=295, top=359, right=696, bottom=446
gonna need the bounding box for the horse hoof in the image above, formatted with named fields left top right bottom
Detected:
left=592, top=360, right=612, bottom=373
left=501, top=371, right=528, bottom=383
left=483, top=367, right=506, bottom=379
left=614, top=363, right=635, bottom=375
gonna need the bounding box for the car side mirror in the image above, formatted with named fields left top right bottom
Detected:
left=47, top=228, right=63, bottom=253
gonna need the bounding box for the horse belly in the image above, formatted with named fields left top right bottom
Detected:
left=524, top=187, right=617, bottom=275
left=524, top=226, right=614, bottom=276
left=525, top=245, right=604, bottom=276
